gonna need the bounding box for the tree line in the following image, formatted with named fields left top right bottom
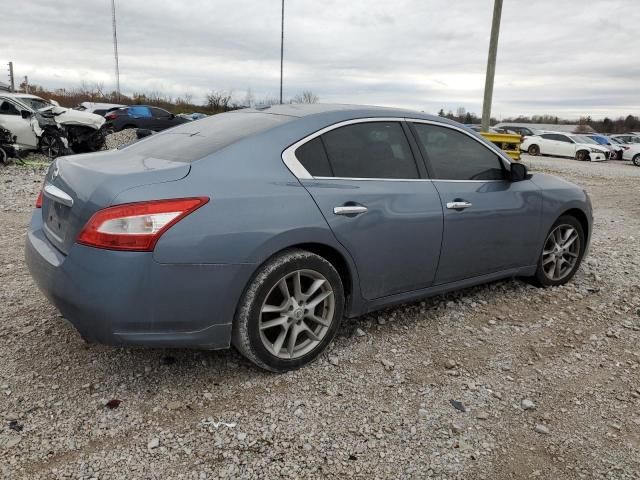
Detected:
left=17, top=81, right=319, bottom=115
left=13, top=80, right=639, bottom=134
left=437, top=107, right=640, bottom=134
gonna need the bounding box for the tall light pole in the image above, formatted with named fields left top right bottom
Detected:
left=111, top=0, right=121, bottom=100
left=279, top=0, right=284, bottom=104
left=481, top=0, right=503, bottom=131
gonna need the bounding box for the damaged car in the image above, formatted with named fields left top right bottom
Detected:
left=0, top=93, right=106, bottom=158
left=0, top=125, right=19, bottom=165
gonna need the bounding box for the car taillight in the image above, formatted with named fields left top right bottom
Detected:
left=105, top=112, right=118, bottom=120
left=35, top=189, right=43, bottom=208
left=77, top=197, right=209, bottom=251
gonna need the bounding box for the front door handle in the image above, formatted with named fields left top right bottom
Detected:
left=333, top=205, right=368, bottom=216
left=446, top=201, right=472, bottom=210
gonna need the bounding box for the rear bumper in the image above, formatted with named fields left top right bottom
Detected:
left=25, top=211, right=253, bottom=349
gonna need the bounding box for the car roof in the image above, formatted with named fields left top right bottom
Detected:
left=1, top=92, right=44, bottom=100
left=80, top=102, right=126, bottom=109
left=240, top=103, right=457, bottom=125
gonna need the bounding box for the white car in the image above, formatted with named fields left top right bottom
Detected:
left=0, top=93, right=105, bottom=157
left=75, top=101, right=126, bottom=116
left=610, top=137, right=640, bottom=166
left=520, top=132, right=609, bottom=161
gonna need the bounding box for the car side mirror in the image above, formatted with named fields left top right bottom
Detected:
left=20, top=110, right=32, bottom=119
left=509, top=162, right=528, bottom=182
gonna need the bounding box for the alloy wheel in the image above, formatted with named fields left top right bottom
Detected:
left=41, top=134, right=61, bottom=158
left=259, top=269, right=335, bottom=359
left=541, top=224, right=581, bottom=281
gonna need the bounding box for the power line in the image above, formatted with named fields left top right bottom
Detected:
left=111, top=0, right=121, bottom=99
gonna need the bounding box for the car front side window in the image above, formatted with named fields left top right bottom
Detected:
left=318, top=122, right=419, bottom=179
left=412, top=123, right=506, bottom=181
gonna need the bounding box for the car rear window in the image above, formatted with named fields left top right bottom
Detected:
left=121, top=112, right=293, bottom=163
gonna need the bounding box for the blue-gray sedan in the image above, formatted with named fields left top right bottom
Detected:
left=26, top=104, right=592, bottom=371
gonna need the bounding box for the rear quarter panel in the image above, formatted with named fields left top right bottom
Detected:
left=110, top=124, right=361, bottom=284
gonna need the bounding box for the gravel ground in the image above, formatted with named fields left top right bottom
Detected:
left=0, top=153, right=639, bottom=479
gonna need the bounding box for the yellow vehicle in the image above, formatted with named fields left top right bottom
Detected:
left=480, top=132, right=521, bottom=161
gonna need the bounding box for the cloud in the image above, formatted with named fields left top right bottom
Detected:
left=1, top=0, right=637, bottom=118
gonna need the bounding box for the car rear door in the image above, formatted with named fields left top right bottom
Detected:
left=409, top=120, right=541, bottom=285
left=127, top=106, right=154, bottom=129
left=285, top=119, right=444, bottom=300
left=538, top=134, right=560, bottom=155
left=0, top=98, right=38, bottom=148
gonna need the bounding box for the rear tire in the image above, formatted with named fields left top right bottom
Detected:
left=232, top=249, right=344, bottom=372
left=531, top=215, right=585, bottom=287
left=633, top=154, right=640, bottom=167
left=528, top=144, right=540, bottom=156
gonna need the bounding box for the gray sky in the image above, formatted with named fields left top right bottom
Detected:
left=2, top=0, right=638, bottom=119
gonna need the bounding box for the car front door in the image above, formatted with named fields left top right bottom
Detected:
left=0, top=99, right=38, bottom=148
left=409, top=121, right=541, bottom=285
left=150, top=107, right=176, bottom=131
left=556, top=134, right=576, bottom=157
left=285, top=120, right=444, bottom=299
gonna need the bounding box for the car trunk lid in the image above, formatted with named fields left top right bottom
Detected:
left=41, top=149, right=190, bottom=255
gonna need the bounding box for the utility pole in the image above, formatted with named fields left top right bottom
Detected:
left=279, top=0, right=284, bottom=104
left=7, top=62, right=15, bottom=92
left=23, top=76, right=29, bottom=93
left=111, top=0, right=121, bottom=100
left=481, top=0, right=503, bottom=132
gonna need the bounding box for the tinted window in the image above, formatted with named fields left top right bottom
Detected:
left=540, top=134, right=554, bottom=140
left=93, top=109, right=107, bottom=116
left=412, top=123, right=506, bottom=181
left=295, top=137, right=333, bottom=177
left=122, top=111, right=292, bottom=163
left=151, top=107, right=170, bottom=118
left=556, top=135, right=573, bottom=143
left=0, top=100, right=20, bottom=115
left=321, top=122, right=419, bottom=179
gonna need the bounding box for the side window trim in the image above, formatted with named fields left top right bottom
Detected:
left=282, top=117, right=511, bottom=182
left=283, top=117, right=426, bottom=181
left=407, top=119, right=511, bottom=182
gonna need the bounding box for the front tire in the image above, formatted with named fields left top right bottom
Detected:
left=532, top=215, right=585, bottom=287
left=39, top=131, right=66, bottom=159
left=232, top=249, right=344, bottom=372
left=528, top=144, right=540, bottom=156
left=633, top=154, right=640, bottom=167
left=575, top=150, right=589, bottom=161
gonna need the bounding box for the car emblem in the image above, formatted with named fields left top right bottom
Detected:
left=51, top=162, right=60, bottom=180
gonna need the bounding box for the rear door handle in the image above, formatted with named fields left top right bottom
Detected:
left=333, top=205, right=368, bottom=216
left=446, top=201, right=472, bottom=210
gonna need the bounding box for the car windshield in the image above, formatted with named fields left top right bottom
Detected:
left=17, top=96, right=51, bottom=111
left=570, top=135, right=597, bottom=145
left=589, top=136, right=608, bottom=145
